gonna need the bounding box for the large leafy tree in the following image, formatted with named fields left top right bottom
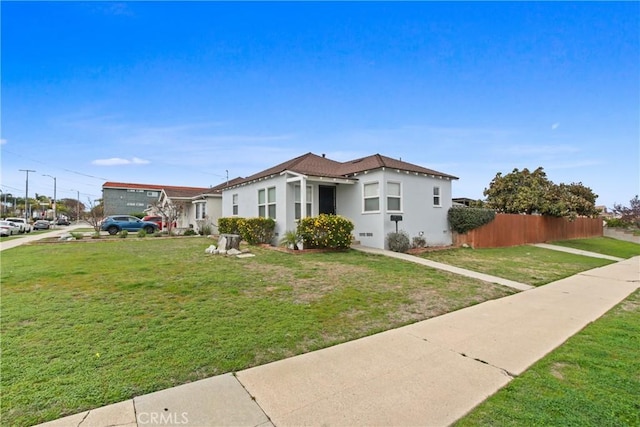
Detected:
left=612, top=195, right=640, bottom=227
left=484, top=167, right=599, bottom=219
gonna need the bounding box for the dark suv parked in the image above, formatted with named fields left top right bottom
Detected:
left=100, top=215, right=159, bottom=235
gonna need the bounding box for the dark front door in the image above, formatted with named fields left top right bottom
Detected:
left=319, top=185, right=336, bottom=215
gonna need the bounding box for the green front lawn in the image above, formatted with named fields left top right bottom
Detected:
left=456, top=289, right=640, bottom=426
left=550, top=236, right=640, bottom=259
left=419, top=245, right=614, bottom=286
left=1, top=238, right=514, bottom=426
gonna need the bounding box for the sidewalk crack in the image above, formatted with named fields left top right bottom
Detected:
left=459, top=352, right=516, bottom=379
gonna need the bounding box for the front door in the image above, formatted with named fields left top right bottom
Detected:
left=319, top=186, right=336, bottom=215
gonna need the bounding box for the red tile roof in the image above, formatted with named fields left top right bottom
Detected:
left=103, top=182, right=210, bottom=192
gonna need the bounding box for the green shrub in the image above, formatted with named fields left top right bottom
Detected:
left=297, top=214, right=354, bottom=249
left=137, top=229, right=147, bottom=238
left=386, top=231, right=410, bottom=252
left=604, top=217, right=632, bottom=228
left=219, top=217, right=276, bottom=244
left=411, top=235, right=426, bottom=248
left=238, top=217, right=276, bottom=245
left=91, top=231, right=101, bottom=240
left=279, top=230, right=300, bottom=250
left=199, top=223, right=212, bottom=236
left=448, top=207, right=496, bottom=234
left=183, top=229, right=197, bottom=236
left=119, top=230, right=128, bottom=239
left=70, top=232, right=84, bottom=240
left=218, top=217, right=243, bottom=235
left=153, top=231, right=162, bottom=238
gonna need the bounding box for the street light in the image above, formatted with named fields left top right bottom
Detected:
left=43, top=174, right=57, bottom=221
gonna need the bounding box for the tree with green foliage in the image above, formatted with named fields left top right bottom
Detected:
left=612, top=195, right=640, bottom=228
left=484, top=167, right=599, bottom=219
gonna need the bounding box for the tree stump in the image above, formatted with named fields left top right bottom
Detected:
left=219, top=234, right=241, bottom=251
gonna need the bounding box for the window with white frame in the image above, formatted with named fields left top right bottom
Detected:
left=294, top=185, right=312, bottom=219
left=363, top=182, right=380, bottom=212
left=195, top=201, right=206, bottom=220
left=147, top=191, right=159, bottom=197
left=232, top=194, right=238, bottom=215
left=387, top=181, right=402, bottom=211
left=267, top=187, right=276, bottom=219
left=258, top=187, right=277, bottom=218
left=433, top=186, right=441, bottom=207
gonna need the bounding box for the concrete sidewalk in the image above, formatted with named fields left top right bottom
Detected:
left=0, top=223, right=86, bottom=252
left=36, top=255, right=639, bottom=427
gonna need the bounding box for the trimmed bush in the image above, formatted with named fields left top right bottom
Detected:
left=411, top=235, right=426, bottom=248
left=70, top=232, right=84, bottom=240
left=137, top=229, right=147, bottom=238
left=386, top=231, right=410, bottom=252
left=219, top=217, right=276, bottom=245
left=183, top=229, right=197, bottom=236
left=218, top=217, right=243, bottom=235
left=448, top=207, right=496, bottom=234
left=297, top=214, right=354, bottom=249
left=238, top=217, right=276, bottom=245
left=119, top=230, right=128, bottom=239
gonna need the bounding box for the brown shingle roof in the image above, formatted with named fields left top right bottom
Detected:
left=231, top=152, right=457, bottom=186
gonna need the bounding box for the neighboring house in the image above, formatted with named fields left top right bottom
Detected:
left=102, top=182, right=166, bottom=216
left=221, top=152, right=458, bottom=249
left=102, top=182, right=209, bottom=219
left=158, top=178, right=244, bottom=233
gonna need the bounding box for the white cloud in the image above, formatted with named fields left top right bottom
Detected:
left=0, top=138, right=6, bottom=145
left=551, top=123, right=560, bottom=130
left=92, top=157, right=150, bottom=166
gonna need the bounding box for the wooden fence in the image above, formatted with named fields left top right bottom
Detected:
left=453, top=214, right=603, bottom=248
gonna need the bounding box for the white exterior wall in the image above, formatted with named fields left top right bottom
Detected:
left=337, top=169, right=454, bottom=249
left=222, top=175, right=289, bottom=244
left=222, top=169, right=454, bottom=250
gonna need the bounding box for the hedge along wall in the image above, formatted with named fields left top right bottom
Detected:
left=453, top=213, right=603, bottom=248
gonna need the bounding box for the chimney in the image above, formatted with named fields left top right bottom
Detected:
left=322, top=153, right=325, bottom=158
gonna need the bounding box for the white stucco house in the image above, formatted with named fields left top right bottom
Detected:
left=221, top=152, right=458, bottom=249
left=157, top=180, right=242, bottom=233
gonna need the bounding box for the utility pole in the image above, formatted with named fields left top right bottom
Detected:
left=43, top=174, right=57, bottom=221
left=19, top=169, right=36, bottom=221
left=71, top=189, right=80, bottom=223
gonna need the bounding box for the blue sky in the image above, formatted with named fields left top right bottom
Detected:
left=2, top=1, right=638, bottom=209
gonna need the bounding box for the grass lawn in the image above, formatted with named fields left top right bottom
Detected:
left=550, top=236, right=640, bottom=259
left=418, top=245, right=614, bottom=286
left=456, top=289, right=640, bottom=427
left=1, top=238, right=515, bottom=426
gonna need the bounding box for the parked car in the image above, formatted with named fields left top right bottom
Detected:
left=5, top=217, right=31, bottom=233
left=100, top=215, right=160, bottom=235
left=142, top=215, right=177, bottom=230
left=56, top=218, right=71, bottom=226
left=142, top=215, right=163, bottom=229
left=33, top=220, right=51, bottom=230
left=0, top=220, right=20, bottom=236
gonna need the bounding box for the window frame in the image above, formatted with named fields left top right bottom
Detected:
left=363, top=181, right=380, bottom=213
left=294, top=184, right=313, bottom=219
left=386, top=181, right=402, bottom=212
left=258, top=187, right=277, bottom=219
left=433, top=186, right=441, bottom=207
left=232, top=193, right=238, bottom=216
